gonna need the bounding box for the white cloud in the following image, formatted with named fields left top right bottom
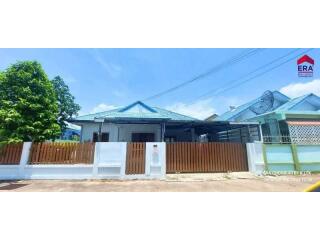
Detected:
left=90, top=103, right=118, bottom=114
left=280, top=79, right=320, bottom=98
left=165, top=99, right=216, bottom=120
left=90, top=49, right=122, bottom=78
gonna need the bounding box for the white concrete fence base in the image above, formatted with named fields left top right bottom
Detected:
left=246, top=142, right=265, bottom=174
left=4, top=141, right=317, bottom=179
left=0, top=142, right=166, bottom=180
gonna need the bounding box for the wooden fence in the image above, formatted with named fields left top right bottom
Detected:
left=0, top=143, right=24, bottom=165
left=0, top=141, right=249, bottom=174
left=29, top=142, right=95, bottom=164
left=166, top=142, right=248, bottom=173
left=125, top=143, right=146, bottom=174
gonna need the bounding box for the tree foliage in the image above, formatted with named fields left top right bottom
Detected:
left=0, top=61, right=61, bottom=142
left=51, top=76, right=80, bottom=133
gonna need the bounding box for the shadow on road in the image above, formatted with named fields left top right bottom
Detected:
left=0, top=181, right=29, bottom=191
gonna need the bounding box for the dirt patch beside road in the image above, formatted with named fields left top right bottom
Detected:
left=0, top=173, right=319, bottom=192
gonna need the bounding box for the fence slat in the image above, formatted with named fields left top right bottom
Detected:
left=0, top=143, right=23, bottom=165
left=166, top=142, right=248, bottom=173
left=28, top=142, right=94, bottom=164
left=125, top=142, right=145, bottom=175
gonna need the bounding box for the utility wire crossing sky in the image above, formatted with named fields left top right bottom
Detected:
left=0, top=48, right=319, bottom=119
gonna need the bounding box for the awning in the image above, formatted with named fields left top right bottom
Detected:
left=287, top=121, right=320, bottom=126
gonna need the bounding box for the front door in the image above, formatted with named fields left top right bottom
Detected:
left=131, top=133, right=155, bottom=142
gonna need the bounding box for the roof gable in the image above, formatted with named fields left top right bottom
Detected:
left=214, top=90, right=290, bottom=121
left=73, top=101, right=197, bottom=122
left=119, top=101, right=157, bottom=113
left=274, top=93, right=320, bottom=112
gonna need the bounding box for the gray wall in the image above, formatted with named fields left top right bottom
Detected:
left=80, top=122, right=161, bottom=142
left=118, top=124, right=161, bottom=142
left=164, top=129, right=194, bottom=142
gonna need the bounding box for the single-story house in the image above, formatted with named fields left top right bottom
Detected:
left=70, top=101, right=260, bottom=143
left=212, top=91, right=320, bottom=144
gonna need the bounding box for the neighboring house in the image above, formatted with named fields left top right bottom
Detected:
left=213, top=91, right=320, bottom=144
left=71, top=101, right=260, bottom=143
left=214, top=91, right=290, bottom=122
left=60, top=122, right=81, bottom=141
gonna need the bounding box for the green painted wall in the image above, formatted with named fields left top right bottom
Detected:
left=296, top=145, right=320, bottom=171
left=263, top=144, right=320, bottom=172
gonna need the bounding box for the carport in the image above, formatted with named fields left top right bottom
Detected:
left=163, top=120, right=261, bottom=143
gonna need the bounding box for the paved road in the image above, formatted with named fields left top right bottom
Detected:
left=0, top=173, right=319, bottom=192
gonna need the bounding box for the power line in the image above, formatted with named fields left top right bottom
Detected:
left=142, top=48, right=265, bottom=101
left=194, top=48, right=302, bottom=100
left=143, top=48, right=262, bottom=101
left=193, top=48, right=314, bottom=101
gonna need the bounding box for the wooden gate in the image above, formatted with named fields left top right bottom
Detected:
left=125, top=143, right=146, bottom=175
left=166, top=142, right=248, bottom=173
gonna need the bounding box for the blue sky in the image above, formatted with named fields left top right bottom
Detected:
left=0, top=48, right=319, bottom=119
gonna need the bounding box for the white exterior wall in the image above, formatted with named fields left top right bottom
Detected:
left=80, top=122, right=118, bottom=142
left=118, top=124, right=161, bottom=142
left=246, top=142, right=265, bottom=174
left=80, top=122, right=161, bottom=142
left=93, top=142, right=127, bottom=178
left=0, top=165, right=20, bottom=180
left=79, top=122, right=203, bottom=143
left=145, top=142, right=166, bottom=177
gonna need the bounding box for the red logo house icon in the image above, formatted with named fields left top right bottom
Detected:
left=297, top=55, right=314, bottom=77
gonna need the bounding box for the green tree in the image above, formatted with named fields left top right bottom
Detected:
left=0, top=61, right=61, bottom=142
left=51, top=76, right=80, bottom=133
left=0, top=72, right=6, bottom=143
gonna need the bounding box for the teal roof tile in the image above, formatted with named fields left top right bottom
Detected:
left=246, top=94, right=320, bottom=121
left=214, top=91, right=290, bottom=121
left=214, top=99, right=257, bottom=121
left=273, top=94, right=313, bottom=111
left=74, top=101, right=197, bottom=122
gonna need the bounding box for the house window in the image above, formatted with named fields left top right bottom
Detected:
left=93, top=132, right=109, bottom=142
left=131, top=133, right=155, bottom=142
left=164, top=136, right=176, bottom=142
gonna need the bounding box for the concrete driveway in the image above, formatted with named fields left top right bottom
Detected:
left=0, top=173, right=319, bottom=192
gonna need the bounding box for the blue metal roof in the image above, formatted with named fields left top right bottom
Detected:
left=273, top=94, right=316, bottom=111
left=246, top=94, right=320, bottom=122
left=74, top=101, right=198, bottom=122
left=65, top=122, right=81, bottom=131
left=214, top=91, right=290, bottom=121
left=214, top=99, right=257, bottom=121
